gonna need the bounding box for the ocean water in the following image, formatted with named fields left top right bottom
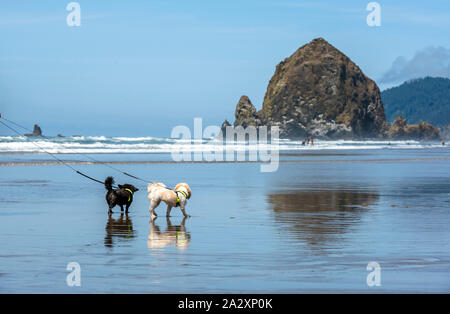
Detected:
left=0, top=135, right=449, bottom=293
left=0, top=135, right=444, bottom=154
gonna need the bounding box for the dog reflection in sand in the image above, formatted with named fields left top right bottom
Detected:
left=148, top=217, right=191, bottom=249
left=104, top=213, right=134, bottom=248
left=147, top=182, right=192, bottom=220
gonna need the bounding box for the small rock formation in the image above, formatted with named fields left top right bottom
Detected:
left=221, top=119, right=231, bottom=132
left=386, top=116, right=440, bottom=140
left=233, top=96, right=263, bottom=128
left=227, top=38, right=440, bottom=140
left=25, top=124, right=42, bottom=137
left=217, top=119, right=232, bottom=140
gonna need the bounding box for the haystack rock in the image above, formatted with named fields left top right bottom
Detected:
left=228, top=38, right=386, bottom=139
left=225, top=38, right=440, bottom=140
left=263, top=38, right=387, bottom=138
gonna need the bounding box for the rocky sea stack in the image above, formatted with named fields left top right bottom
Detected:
left=24, top=124, right=42, bottom=137
left=225, top=38, right=439, bottom=140
left=386, top=116, right=440, bottom=140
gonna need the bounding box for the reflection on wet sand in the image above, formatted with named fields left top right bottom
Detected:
left=148, top=217, right=191, bottom=249
left=104, top=213, right=135, bottom=248
left=267, top=189, right=379, bottom=246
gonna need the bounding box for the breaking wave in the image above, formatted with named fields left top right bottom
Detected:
left=0, top=135, right=444, bottom=154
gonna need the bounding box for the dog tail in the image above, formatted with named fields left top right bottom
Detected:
left=104, top=176, right=114, bottom=191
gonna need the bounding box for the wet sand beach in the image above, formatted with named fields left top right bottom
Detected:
left=0, top=148, right=449, bottom=293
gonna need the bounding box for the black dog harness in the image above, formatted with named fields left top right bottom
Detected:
left=125, top=188, right=134, bottom=202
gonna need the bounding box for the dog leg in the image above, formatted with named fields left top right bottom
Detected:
left=181, top=216, right=187, bottom=229
left=125, top=204, right=130, bottom=213
left=179, top=202, right=190, bottom=218
left=120, top=205, right=124, bottom=212
left=149, top=201, right=159, bottom=220
left=166, top=205, right=172, bottom=217
left=150, top=208, right=157, bottom=220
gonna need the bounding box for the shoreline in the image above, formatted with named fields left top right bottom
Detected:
left=1, top=148, right=449, bottom=293
left=1, top=157, right=450, bottom=167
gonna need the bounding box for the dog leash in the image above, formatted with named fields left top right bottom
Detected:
left=0, top=117, right=118, bottom=188
left=0, top=114, right=151, bottom=186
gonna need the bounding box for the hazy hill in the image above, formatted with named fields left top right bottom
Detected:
left=381, top=77, right=450, bottom=127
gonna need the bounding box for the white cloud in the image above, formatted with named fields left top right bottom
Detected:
left=380, top=46, right=450, bottom=83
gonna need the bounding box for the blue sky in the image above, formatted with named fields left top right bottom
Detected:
left=1, top=0, right=450, bottom=136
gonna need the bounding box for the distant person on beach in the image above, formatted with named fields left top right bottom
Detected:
left=310, top=137, right=314, bottom=146
left=442, top=139, right=446, bottom=146
left=306, top=137, right=310, bottom=145
left=301, top=139, right=306, bottom=146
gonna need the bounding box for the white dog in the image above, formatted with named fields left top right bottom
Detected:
left=147, top=182, right=192, bottom=220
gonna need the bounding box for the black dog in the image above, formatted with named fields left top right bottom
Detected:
left=104, top=176, right=139, bottom=214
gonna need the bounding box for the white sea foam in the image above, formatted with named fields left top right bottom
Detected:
left=0, top=135, right=444, bottom=154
